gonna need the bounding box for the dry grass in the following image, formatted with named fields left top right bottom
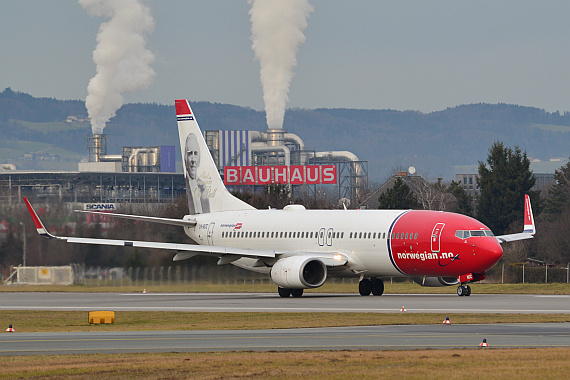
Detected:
left=1, top=281, right=570, bottom=294
left=1, top=310, right=570, bottom=333
left=1, top=348, right=570, bottom=379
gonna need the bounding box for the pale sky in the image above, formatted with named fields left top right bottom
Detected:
left=2, top=0, right=570, bottom=113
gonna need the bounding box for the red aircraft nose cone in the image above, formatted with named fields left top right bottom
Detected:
left=479, top=238, right=503, bottom=271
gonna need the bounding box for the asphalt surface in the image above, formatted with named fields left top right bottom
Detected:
left=1, top=292, right=570, bottom=313
left=2, top=292, right=569, bottom=355
left=2, top=324, right=570, bottom=356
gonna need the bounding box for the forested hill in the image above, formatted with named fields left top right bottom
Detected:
left=1, top=87, right=569, bottom=181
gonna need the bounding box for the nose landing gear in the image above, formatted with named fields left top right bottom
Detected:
left=457, top=284, right=471, bottom=296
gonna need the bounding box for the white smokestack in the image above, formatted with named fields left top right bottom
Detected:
left=249, top=0, right=313, bottom=130
left=80, top=0, right=155, bottom=135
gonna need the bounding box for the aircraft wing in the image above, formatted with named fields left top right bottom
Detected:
left=496, top=194, right=536, bottom=244
left=495, top=232, right=534, bottom=243
left=74, top=209, right=196, bottom=228
left=23, top=197, right=275, bottom=259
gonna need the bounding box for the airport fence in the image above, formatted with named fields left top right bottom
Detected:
left=74, top=263, right=569, bottom=287
left=486, top=263, right=570, bottom=284
left=7, top=263, right=568, bottom=287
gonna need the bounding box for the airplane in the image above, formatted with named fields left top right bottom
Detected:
left=23, top=98, right=536, bottom=297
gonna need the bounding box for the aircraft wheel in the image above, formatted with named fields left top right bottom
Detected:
left=359, top=279, right=372, bottom=296
left=371, top=278, right=384, bottom=296
left=457, top=285, right=465, bottom=296
left=465, top=285, right=471, bottom=296
left=291, top=289, right=304, bottom=297
left=278, top=287, right=292, bottom=298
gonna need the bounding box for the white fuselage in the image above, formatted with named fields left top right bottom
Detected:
left=185, top=207, right=406, bottom=277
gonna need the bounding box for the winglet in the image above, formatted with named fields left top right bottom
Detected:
left=523, top=194, right=535, bottom=235
left=23, top=197, right=55, bottom=238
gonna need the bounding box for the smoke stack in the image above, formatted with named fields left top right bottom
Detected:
left=88, top=134, right=107, bottom=162
left=80, top=0, right=155, bottom=135
left=249, top=0, right=313, bottom=131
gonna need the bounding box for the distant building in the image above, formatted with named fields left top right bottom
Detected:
left=454, top=158, right=568, bottom=198
left=0, top=171, right=186, bottom=205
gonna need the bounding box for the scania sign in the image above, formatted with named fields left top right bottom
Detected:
left=84, top=203, right=118, bottom=211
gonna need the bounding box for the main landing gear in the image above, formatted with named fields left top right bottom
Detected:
left=278, top=287, right=304, bottom=297
left=457, top=284, right=471, bottom=296
left=359, top=278, right=384, bottom=296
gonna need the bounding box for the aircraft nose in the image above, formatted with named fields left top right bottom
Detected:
left=479, top=238, right=503, bottom=270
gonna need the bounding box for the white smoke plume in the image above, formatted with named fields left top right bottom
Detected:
left=80, top=0, right=155, bottom=135
left=249, top=0, right=313, bottom=130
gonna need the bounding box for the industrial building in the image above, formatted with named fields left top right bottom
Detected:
left=1, top=119, right=368, bottom=206
left=204, top=126, right=368, bottom=202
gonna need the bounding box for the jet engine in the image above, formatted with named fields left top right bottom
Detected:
left=412, top=276, right=459, bottom=287
left=270, top=256, right=327, bottom=289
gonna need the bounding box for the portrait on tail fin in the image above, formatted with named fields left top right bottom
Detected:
left=183, top=132, right=210, bottom=214
left=176, top=98, right=253, bottom=215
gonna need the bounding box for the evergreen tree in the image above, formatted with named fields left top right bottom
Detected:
left=477, top=142, right=538, bottom=235
left=378, top=177, right=420, bottom=209
left=545, top=160, right=570, bottom=214
left=447, top=180, right=473, bottom=215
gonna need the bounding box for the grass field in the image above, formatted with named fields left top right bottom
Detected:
left=1, top=349, right=570, bottom=379
left=2, top=310, right=570, bottom=333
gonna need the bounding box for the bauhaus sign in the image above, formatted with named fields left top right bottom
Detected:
left=224, top=165, right=337, bottom=185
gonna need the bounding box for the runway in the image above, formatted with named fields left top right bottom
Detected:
left=2, top=323, right=570, bottom=356
left=2, top=292, right=569, bottom=355
left=1, top=292, right=570, bottom=314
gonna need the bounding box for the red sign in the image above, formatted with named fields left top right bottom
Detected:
left=224, top=165, right=337, bottom=185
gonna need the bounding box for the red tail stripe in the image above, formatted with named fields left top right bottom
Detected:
left=175, top=99, right=191, bottom=115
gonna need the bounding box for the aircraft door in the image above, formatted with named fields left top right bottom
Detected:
left=431, top=223, right=445, bottom=252
left=207, top=223, right=215, bottom=246
left=318, top=228, right=325, bottom=246
left=326, top=228, right=334, bottom=246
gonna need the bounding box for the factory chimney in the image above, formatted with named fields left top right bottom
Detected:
left=88, top=134, right=107, bottom=162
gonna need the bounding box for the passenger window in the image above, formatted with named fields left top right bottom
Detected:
left=383, top=232, right=386, bottom=239
left=373, top=233, right=376, bottom=239
left=405, top=233, right=408, bottom=239
left=414, top=233, right=418, bottom=239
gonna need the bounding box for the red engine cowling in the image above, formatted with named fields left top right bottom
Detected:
left=270, top=256, right=327, bottom=289
left=412, top=276, right=459, bottom=287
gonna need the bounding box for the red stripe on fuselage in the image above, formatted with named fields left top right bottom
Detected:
left=389, top=210, right=502, bottom=277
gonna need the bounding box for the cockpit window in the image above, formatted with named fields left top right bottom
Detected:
left=455, top=230, right=494, bottom=239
